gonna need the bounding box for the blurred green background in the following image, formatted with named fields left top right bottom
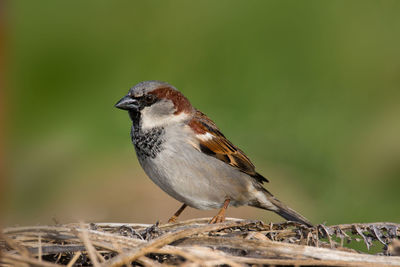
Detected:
left=5, top=0, right=400, bottom=226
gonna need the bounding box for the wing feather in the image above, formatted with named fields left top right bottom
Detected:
left=188, top=110, right=268, bottom=183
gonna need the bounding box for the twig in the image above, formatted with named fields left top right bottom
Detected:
left=0, top=232, right=31, bottom=257
left=2, top=219, right=400, bottom=266
left=171, top=235, right=400, bottom=265
left=229, top=255, right=396, bottom=267
left=76, top=222, right=101, bottom=267
left=1, top=253, right=63, bottom=267
left=66, top=251, right=81, bottom=267
left=103, top=220, right=250, bottom=267
left=319, top=224, right=334, bottom=248
left=135, top=256, right=164, bottom=267
left=38, top=234, right=42, bottom=262
left=354, top=225, right=371, bottom=250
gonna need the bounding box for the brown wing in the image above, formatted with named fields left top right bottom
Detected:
left=188, top=110, right=268, bottom=183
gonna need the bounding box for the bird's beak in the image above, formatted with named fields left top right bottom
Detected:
left=115, top=95, right=140, bottom=111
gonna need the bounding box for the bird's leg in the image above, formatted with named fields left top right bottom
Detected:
left=209, top=199, right=230, bottom=224
left=167, top=203, right=187, bottom=223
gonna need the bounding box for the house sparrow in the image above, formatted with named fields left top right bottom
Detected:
left=115, top=81, right=312, bottom=226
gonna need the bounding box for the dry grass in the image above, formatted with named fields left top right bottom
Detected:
left=1, top=218, right=400, bottom=266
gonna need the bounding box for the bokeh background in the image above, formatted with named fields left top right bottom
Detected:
left=4, top=1, right=400, bottom=226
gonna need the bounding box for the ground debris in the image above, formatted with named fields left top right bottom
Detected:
left=1, top=218, right=400, bottom=266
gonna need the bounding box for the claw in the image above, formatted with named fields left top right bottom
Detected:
left=167, top=204, right=187, bottom=224
left=209, top=214, right=226, bottom=224
left=208, top=199, right=230, bottom=224
left=168, top=216, right=178, bottom=224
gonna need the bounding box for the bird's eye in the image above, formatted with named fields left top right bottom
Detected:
left=144, top=94, right=156, bottom=104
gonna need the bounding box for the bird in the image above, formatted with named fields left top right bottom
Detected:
left=115, top=80, right=313, bottom=227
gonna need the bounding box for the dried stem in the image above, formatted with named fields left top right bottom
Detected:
left=1, top=218, right=399, bottom=267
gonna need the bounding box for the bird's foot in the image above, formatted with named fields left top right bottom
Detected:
left=167, top=204, right=187, bottom=223
left=167, top=215, right=178, bottom=223
left=209, top=199, right=230, bottom=224
left=209, top=214, right=226, bottom=224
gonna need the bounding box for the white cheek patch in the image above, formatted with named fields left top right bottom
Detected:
left=196, top=132, right=213, bottom=141
left=141, top=108, right=190, bottom=130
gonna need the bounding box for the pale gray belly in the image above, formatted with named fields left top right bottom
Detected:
left=138, top=142, right=255, bottom=210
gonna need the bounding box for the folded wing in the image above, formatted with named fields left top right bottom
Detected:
left=188, top=110, right=268, bottom=184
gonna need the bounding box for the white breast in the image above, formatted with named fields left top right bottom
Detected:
left=137, top=124, right=256, bottom=210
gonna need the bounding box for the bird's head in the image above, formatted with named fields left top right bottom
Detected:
left=115, top=81, right=194, bottom=129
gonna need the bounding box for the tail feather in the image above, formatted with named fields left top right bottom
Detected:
left=272, top=199, right=313, bottom=227
left=252, top=189, right=313, bottom=227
